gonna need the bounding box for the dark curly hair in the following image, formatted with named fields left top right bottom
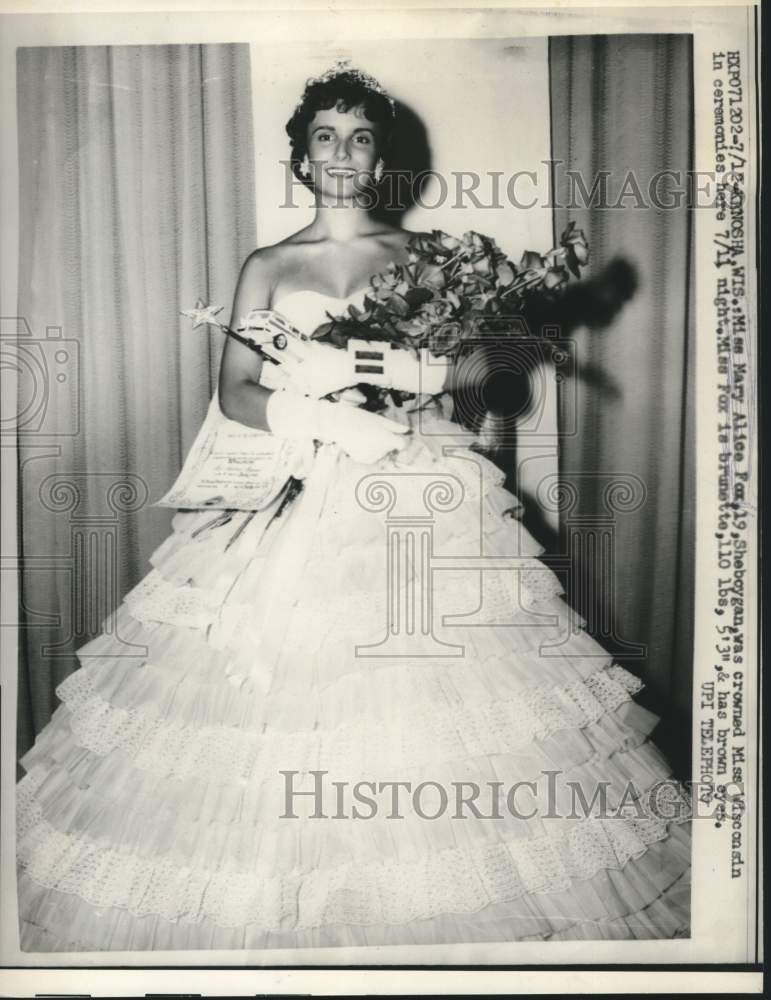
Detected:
left=285, top=69, right=396, bottom=188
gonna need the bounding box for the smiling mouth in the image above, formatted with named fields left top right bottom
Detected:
left=325, top=167, right=357, bottom=177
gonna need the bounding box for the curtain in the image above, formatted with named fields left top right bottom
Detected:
left=549, top=35, right=695, bottom=773
left=16, top=44, right=256, bottom=759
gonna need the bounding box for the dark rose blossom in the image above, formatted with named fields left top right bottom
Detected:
left=471, top=254, right=495, bottom=278
left=394, top=313, right=431, bottom=339
left=543, top=266, right=569, bottom=290
left=415, top=262, right=447, bottom=290
left=561, top=222, right=590, bottom=276
left=520, top=250, right=545, bottom=271
left=420, top=299, right=455, bottom=323
left=461, top=231, right=486, bottom=253
left=495, top=261, right=516, bottom=286
left=439, top=234, right=463, bottom=253
left=561, top=223, right=589, bottom=261
left=428, top=320, right=463, bottom=355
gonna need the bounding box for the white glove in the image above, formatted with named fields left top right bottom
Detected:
left=261, top=337, right=357, bottom=398
left=348, top=340, right=451, bottom=395
left=262, top=334, right=451, bottom=397
left=266, top=388, right=410, bottom=465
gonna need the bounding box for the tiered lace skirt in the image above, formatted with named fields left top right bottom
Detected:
left=16, top=397, right=691, bottom=951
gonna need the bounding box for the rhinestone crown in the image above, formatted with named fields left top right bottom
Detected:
left=301, top=59, right=396, bottom=115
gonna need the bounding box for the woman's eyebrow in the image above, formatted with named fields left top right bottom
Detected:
left=310, top=124, right=374, bottom=134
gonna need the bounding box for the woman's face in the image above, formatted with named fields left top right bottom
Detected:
left=305, top=102, right=381, bottom=199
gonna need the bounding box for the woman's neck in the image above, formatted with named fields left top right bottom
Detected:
left=306, top=201, right=383, bottom=244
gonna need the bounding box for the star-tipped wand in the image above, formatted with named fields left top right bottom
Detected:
left=180, top=299, right=280, bottom=360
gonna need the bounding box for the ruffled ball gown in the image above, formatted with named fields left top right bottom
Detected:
left=16, top=288, right=691, bottom=953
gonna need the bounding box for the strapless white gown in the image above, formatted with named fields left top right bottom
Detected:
left=16, top=290, right=691, bottom=952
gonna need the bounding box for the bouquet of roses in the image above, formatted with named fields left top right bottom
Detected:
left=313, top=223, right=588, bottom=361
left=183, top=224, right=588, bottom=410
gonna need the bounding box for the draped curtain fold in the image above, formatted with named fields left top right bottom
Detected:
left=17, top=44, right=256, bottom=758
left=549, top=35, right=695, bottom=770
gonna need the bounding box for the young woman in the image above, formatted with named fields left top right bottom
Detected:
left=17, top=64, right=691, bottom=952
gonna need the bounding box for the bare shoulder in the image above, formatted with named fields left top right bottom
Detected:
left=234, top=239, right=302, bottom=304
left=237, top=241, right=286, bottom=281
left=245, top=229, right=320, bottom=271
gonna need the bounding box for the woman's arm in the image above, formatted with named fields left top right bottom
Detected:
left=218, top=251, right=410, bottom=463
left=218, top=251, right=275, bottom=430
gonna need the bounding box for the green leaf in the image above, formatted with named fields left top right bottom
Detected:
left=403, top=286, right=434, bottom=308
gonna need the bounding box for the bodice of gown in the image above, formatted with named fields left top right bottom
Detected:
left=272, top=287, right=370, bottom=335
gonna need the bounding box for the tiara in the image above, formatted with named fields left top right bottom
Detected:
left=302, top=59, right=396, bottom=114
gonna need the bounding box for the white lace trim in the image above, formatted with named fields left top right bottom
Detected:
left=54, top=664, right=642, bottom=785
left=124, top=553, right=566, bottom=636
left=298, top=557, right=564, bottom=614
left=62, top=644, right=624, bottom=735
left=125, top=569, right=216, bottom=629
left=124, top=569, right=256, bottom=631
left=78, top=593, right=612, bottom=714
left=17, top=773, right=689, bottom=931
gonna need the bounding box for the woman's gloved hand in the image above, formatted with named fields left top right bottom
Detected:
left=262, top=334, right=452, bottom=397
left=261, top=337, right=357, bottom=398
left=347, top=340, right=451, bottom=395
left=265, top=387, right=410, bottom=465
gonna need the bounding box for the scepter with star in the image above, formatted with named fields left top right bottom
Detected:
left=180, top=299, right=305, bottom=358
